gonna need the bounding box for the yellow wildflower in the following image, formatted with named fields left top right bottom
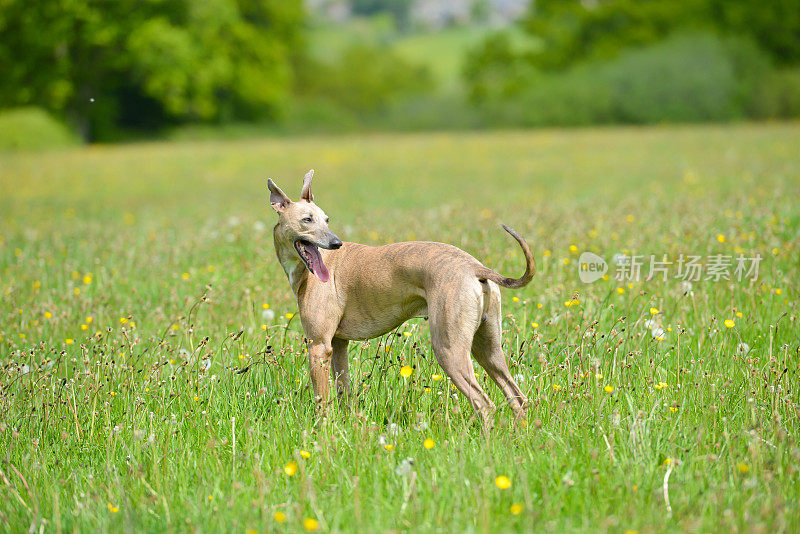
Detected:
left=737, top=462, right=750, bottom=474
left=495, top=475, right=511, bottom=489
left=284, top=461, right=298, bottom=476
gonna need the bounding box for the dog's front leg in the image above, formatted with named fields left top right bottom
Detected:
left=331, top=337, right=350, bottom=406
left=307, top=341, right=333, bottom=411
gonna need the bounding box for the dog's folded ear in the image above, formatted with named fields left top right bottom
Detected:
left=300, top=169, right=314, bottom=202
left=268, top=179, right=292, bottom=212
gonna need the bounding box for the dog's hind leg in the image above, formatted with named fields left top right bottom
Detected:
left=471, top=282, right=528, bottom=420
left=428, top=286, right=496, bottom=428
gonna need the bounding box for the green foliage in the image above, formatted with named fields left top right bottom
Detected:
left=522, top=0, right=800, bottom=70
left=295, top=43, right=433, bottom=113
left=463, top=33, right=534, bottom=103
left=707, top=0, right=800, bottom=65
left=467, top=34, right=779, bottom=126
left=602, top=34, right=753, bottom=123
left=0, top=107, right=78, bottom=151
left=524, top=0, right=710, bottom=70
left=750, top=68, right=800, bottom=119
left=0, top=0, right=303, bottom=140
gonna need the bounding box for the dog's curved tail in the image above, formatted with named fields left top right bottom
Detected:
left=475, top=224, right=536, bottom=289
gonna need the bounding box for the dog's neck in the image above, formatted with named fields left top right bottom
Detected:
left=273, top=224, right=308, bottom=295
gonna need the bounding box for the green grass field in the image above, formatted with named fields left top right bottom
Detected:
left=1, top=123, right=799, bottom=533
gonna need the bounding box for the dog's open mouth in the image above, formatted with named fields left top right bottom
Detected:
left=294, top=240, right=330, bottom=282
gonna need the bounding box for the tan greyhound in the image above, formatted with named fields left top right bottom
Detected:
left=267, top=170, right=535, bottom=425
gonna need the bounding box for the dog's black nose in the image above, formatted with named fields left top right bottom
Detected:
left=329, top=237, right=343, bottom=249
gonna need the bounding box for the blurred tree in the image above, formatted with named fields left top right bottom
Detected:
left=521, top=0, right=800, bottom=70
left=463, top=33, right=529, bottom=103
left=294, top=43, right=432, bottom=112
left=708, top=0, right=800, bottom=65
left=0, top=0, right=303, bottom=140
left=522, top=0, right=710, bottom=70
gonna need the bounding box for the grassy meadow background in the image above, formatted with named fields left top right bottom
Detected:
left=1, top=122, right=799, bottom=532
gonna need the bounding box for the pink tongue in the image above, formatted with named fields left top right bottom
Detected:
left=306, top=246, right=330, bottom=282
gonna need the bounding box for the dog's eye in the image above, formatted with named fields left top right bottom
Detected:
left=302, top=217, right=313, bottom=223
left=325, top=217, right=330, bottom=224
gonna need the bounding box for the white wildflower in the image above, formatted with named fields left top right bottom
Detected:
left=651, top=327, right=665, bottom=339
left=395, top=457, right=415, bottom=477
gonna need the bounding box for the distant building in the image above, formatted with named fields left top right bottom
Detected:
left=307, top=0, right=352, bottom=23
left=306, top=0, right=530, bottom=28
left=411, top=0, right=530, bottom=29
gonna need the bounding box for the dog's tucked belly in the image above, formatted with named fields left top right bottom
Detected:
left=334, top=294, right=428, bottom=341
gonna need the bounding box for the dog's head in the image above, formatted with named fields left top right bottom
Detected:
left=268, top=170, right=342, bottom=282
